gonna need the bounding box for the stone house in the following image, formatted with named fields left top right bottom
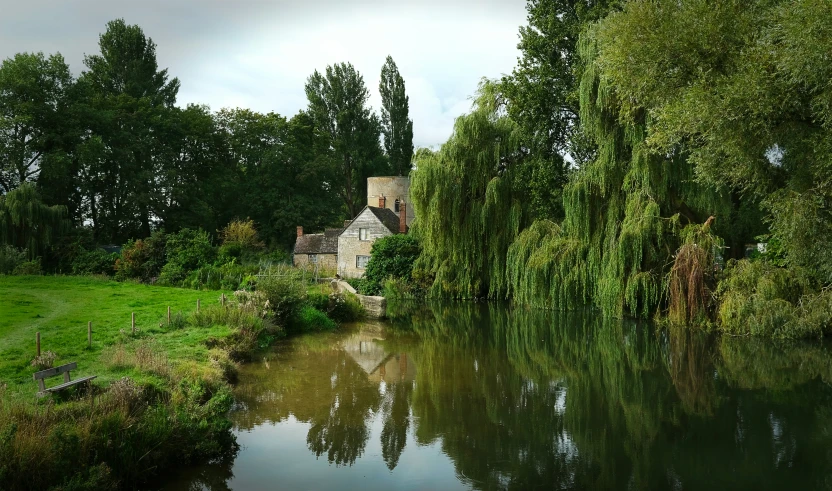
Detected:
left=292, top=226, right=343, bottom=271
left=338, top=204, right=404, bottom=279
left=293, top=176, right=413, bottom=279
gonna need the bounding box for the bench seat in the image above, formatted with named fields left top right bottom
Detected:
left=37, top=375, right=97, bottom=397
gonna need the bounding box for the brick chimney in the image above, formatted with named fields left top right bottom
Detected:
left=297, top=226, right=303, bottom=238
left=378, top=195, right=386, bottom=208
left=399, top=202, right=407, bottom=233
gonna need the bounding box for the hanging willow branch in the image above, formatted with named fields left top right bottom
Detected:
left=0, top=182, right=69, bottom=259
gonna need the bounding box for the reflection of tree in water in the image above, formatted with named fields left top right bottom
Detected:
left=398, top=301, right=832, bottom=490
left=379, top=357, right=414, bottom=470
left=232, top=336, right=381, bottom=467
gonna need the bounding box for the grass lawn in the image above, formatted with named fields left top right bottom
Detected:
left=0, top=275, right=232, bottom=400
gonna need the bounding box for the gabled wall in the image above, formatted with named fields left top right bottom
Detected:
left=337, top=207, right=394, bottom=278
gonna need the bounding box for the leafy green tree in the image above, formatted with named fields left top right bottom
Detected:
left=305, top=62, right=386, bottom=218
left=379, top=56, right=413, bottom=176
left=78, top=18, right=180, bottom=242
left=0, top=52, right=73, bottom=194
left=362, top=234, right=421, bottom=295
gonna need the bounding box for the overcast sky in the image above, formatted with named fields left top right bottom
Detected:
left=0, top=0, right=527, bottom=148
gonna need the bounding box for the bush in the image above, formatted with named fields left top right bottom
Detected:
left=71, top=249, right=118, bottom=276
left=0, top=245, right=26, bottom=274
left=12, top=258, right=41, bottom=275
left=327, top=292, right=364, bottom=323
left=115, top=230, right=168, bottom=282
left=293, top=306, right=337, bottom=333
left=256, top=271, right=307, bottom=326
left=220, top=219, right=263, bottom=251
left=361, top=234, right=421, bottom=295
left=159, top=229, right=216, bottom=285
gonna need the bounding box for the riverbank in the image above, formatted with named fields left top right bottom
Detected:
left=0, top=275, right=358, bottom=490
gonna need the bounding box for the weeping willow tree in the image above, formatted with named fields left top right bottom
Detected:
left=411, top=81, right=527, bottom=299
left=0, top=182, right=68, bottom=258
left=506, top=29, right=731, bottom=318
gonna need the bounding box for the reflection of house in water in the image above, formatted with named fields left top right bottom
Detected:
left=340, top=331, right=416, bottom=384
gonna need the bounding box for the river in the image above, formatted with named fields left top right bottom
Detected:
left=161, top=302, right=832, bottom=490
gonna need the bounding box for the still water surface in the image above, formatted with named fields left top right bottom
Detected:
left=164, top=303, right=832, bottom=490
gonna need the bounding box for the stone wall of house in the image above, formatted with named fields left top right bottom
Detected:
left=367, top=176, right=415, bottom=227
left=293, top=253, right=338, bottom=272
left=338, top=208, right=394, bottom=278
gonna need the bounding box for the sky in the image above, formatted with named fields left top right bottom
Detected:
left=0, top=0, right=528, bottom=148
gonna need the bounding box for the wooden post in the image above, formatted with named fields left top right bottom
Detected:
left=88, top=321, right=92, bottom=349
left=221, top=293, right=225, bottom=307
left=167, top=306, right=171, bottom=325
left=197, top=299, right=200, bottom=312
left=131, top=312, right=135, bottom=334
left=36, top=332, right=41, bottom=357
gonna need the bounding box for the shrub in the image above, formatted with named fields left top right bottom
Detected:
left=220, top=219, right=263, bottom=251
left=159, top=229, right=216, bottom=285
left=31, top=351, right=57, bottom=371
left=293, top=306, right=337, bottom=333
left=256, top=273, right=306, bottom=326
left=115, top=230, right=168, bottom=282
left=327, top=292, right=364, bottom=323
left=12, top=258, right=41, bottom=275
left=361, top=234, right=421, bottom=295
left=71, top=249, right=118, bottom=276
left=0, top=245, right=26, bottom=274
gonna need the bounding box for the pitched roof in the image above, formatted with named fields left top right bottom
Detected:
left=366, top=206, right=400, bottom=234
left=294, top=227, right=344, bottom=255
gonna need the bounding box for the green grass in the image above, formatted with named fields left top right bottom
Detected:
left=0, top=275, right=232, bottom=400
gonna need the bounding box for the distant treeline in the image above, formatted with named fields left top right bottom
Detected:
left=0, top=19, right=414, bottom=259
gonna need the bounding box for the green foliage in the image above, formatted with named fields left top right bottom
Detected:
left=716, top=260, right=831, bottom=338
left=114, top=230, right=168, bottom=282
left=305, top=62, right=387, bottom=217
left=379, top=56, right=414, bottom=176
left=0, top=51, right=73, bottom=194
left=159, top=228, right=216, bottom=285
left=0, top=245, right=26, bottom=274
left=293, top=306, right=337, bottom=333
left=12, top=258, right=41, bottom=275
left=256, top=272, right=307, bottom=326
left=361, top=234, right=421, bottom=296
left=71, top=249, right=117, bottom=276
left=0, top=183, right=69, bottom=259
left=411, top=81, right=526, bottom=299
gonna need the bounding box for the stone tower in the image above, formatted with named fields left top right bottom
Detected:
left=366, top=176, right=415, bottom=229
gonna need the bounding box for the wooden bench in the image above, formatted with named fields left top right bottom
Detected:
left=33, top=362, right=97, bottom=398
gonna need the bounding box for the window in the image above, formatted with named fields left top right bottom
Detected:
left=308, top=254, right=317, bottom=263
left=356, top=255, right=370, bottom=269
left=359, top=228, right=368, bottom=240
left=394, top=199, right=400, bottom=212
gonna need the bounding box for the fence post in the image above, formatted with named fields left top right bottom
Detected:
left=88, top=321, right=92, bottom=349
left=167, top=306, right=171, bottom=326
left=197, top=299, right=200, bottom=312
left=36, top=332, right=41, bottom=357
left=221, top=293, right=225, bottom=307
left=132, top=312, right=135, bottom=334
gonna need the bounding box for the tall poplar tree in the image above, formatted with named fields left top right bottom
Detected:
left=379, top=56, right=413, bottom=176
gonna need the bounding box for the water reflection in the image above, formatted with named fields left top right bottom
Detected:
left=164, top=303, right=832, bottom=490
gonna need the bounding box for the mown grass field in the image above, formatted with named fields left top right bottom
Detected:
left=0, top=275, right=232, bottom=400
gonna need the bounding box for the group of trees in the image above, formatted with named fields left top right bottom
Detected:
left=412, top=0, right=832, bottom=337
left=0, top=20, right=415, bottom=264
